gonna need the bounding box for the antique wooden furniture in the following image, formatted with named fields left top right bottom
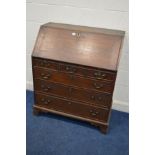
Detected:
left=32, top=22, right=124, bottom=133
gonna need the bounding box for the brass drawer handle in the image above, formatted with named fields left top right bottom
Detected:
left=40, top=60, right=50, bottom=67
left=91, top=95, right=103, bottom=101
left=90, top=110, right=99, bottom=116
left=91, top=113, right=97, bottom=116
left=43, top=88, right=49, bottom=91
left=40, top=73, right=51, bottom=79
left=41, top=85, right=51, bottom=92
left=93, top=83, right=103, bottom=89
left=41, top=98, right=51, bottom=104
left=65, top=66, right=76, bottom=74
left=94, top=72, right=106, bottom=80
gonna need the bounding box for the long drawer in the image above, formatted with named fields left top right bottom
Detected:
left=32, top=57, right=116, bottom=82
left=33, top=67, right=114, bottom=93
left=35, top=93, right=109, bottom=122
left=34, top=79, right=112, bottom=108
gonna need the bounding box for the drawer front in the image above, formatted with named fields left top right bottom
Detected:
left=33, top=67, right=114, bottom=93
left=32, top=58, right=116, bottom=82
left=61, top=63, right=115, bottom=82
left=34, top=79, right=112, bottom=108
left=34, top=79, right=69, bottom=98
left=70, top=87, right=112, bottom=108
left=33, top=58, right=60, bottom=71
left=35, top=93, right=109, bottom=122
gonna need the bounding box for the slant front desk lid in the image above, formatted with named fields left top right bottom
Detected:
left=32, top=22, right=125, bottom=71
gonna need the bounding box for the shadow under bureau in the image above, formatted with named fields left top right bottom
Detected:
left=32, top=22, right=125, bottom=133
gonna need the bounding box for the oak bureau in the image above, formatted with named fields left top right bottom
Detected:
left=32, top=22, right=125, bottom=133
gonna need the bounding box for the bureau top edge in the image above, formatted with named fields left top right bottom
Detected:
left=43, top=22, right=125, bottom=36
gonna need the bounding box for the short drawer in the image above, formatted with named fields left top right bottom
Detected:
left=32, top=57, right=116, bottom=82
left=35, top=93, right=109, bottom=122
left=33, top=67, right=114, bottom=93
left=32, top=58, right=60, bottom=71
left=60, top=63, right=116, bottom=82
left=34, top=79, right=112, bottom=108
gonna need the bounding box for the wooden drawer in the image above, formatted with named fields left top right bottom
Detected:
left=61, top=63, right=116, bottom=82
left=33, top=67, right=114, bottom=93
left=35, top=93, right=109, bottom=122
left=70, top=87, right=112, bottom=108
left=34, top=79, right=70, bottom=98
left=33, top=58, right=60, bottom=71
left=34, top=79, right=112, bottom=108
left=32, top=57, right=116, bottom=82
